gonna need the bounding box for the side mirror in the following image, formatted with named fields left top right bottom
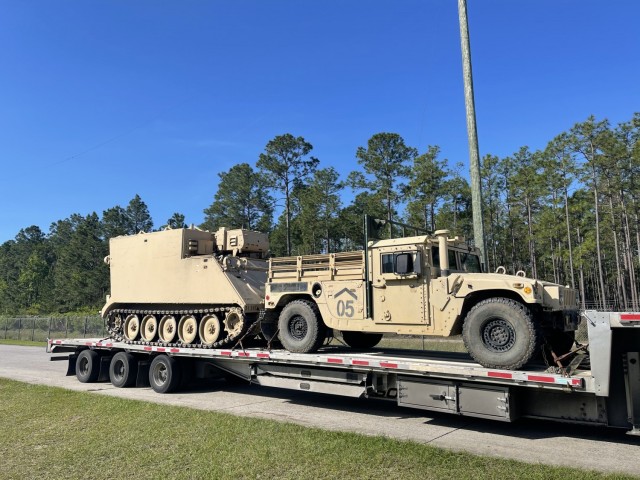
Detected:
left=395, top=253, right=413, bottom=275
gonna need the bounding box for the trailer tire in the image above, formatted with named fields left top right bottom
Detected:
left=76, top=349, right=100, bottom=383
left=149, top=355, right=181, bottom=393
left=109, top=352, right=138, bottom=388
left=342, top=331, right=383, bottom=349
left=462, top=297, right=539, bottom=370
left=278, top=300, right=326, bottom=353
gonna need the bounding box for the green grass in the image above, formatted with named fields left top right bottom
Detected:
left=0, top=378, right=631, bottom=480
left=0, top=338, right=47, bottom=347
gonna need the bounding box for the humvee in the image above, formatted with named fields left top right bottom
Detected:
left=264, top=216, right=579, bottom=370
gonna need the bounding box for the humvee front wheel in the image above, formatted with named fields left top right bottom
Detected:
left=342, top=331, right=383, bottom=349
left=462, top=298, right=538, bottom=370
left=278, top=300, right=326, bottom=353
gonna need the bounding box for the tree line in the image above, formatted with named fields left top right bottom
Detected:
left=1, top=113, right=638, bottom=314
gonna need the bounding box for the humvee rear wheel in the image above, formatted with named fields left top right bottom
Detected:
left=178, top=315, right=198, bottom=344
left=149, top=355, right=181, bottom=393
left=158, top=315, right=177, bottom=343
left=199, top=314, right=222, bottom=346
left=462, top=298, right=538, bottom=370
left=140, top=315, right=158, bottom=342
left=342, top=331, right=383, bottom=349
left=123, top=315, right=140, bottom=341
left=278, top=300, right=326, bottom=353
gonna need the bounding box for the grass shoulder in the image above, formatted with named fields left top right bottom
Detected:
left=0, top=378, right=628, bottom=480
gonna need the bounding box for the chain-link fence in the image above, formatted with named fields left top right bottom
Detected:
left=1, top=316, right=105, bottom=342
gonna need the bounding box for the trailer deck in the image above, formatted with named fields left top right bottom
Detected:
left=46, top=311, right=640, bottom=434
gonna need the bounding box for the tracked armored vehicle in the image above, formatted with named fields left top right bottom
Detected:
left=102, top=226, right=269, bottom=349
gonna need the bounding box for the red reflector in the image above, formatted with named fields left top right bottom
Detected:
left=380, top=362, right=398, bottom=368
left=352, top=360, right=369, bottom=366
left=221, top=351, right=232, bottom=356
left=106, top=343, right=113, bottom=348
left=170, top=348, right=180, bottom=353
left=327, top=358, right=343, bottom=364
left=571, top=378, right=582, bottom=386
left=157, top=347, right=165, bottom=352
left=620, top=314, right=640, bottom=322
left=55, top=340, right=62, bottom=344
left=488, top=371, right=513, bottom=379
left=144, top=346, right=152, bottom=351
left=257, top=353, right=270, bottom=359
left=237, top=352, right=249, bottom=357
left=528, top=375, right=555, bottom=383
left=85, top=342, right=92, bottom=346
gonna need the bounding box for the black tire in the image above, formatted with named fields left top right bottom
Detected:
left=149, top=355, right=182, bottom=393
left=76, top=349, right=100, bottom=383
left=462, top=298, right=539, bottom=370
left=109, top=352, right=138, bottom=388
left=342, top=331, right=383, bottom=349
left=278, top=300, right=326, bottom=353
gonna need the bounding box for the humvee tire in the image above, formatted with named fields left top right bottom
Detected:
left=462, top=297, right=538, bottom=370
left=278, top=300, right=326, bottom=353
left=342, top=331, right=383, bottom=349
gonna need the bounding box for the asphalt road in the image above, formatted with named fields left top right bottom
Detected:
left=1, top=343, right=639, bottom=476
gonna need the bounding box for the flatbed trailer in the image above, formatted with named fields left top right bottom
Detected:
left=47, top=311, right=640, bottom=435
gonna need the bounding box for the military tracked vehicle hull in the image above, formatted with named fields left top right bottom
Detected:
left=102, top=226, right=269, bottom=349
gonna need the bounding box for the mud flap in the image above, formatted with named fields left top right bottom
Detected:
left=66, top=354, right=78, bottom=376
left=136, top=360, right=150, bottom=388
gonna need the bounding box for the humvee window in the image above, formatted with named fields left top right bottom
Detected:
left=448, top=249, right=458, bottom=270
left=381, top=254, right=394, bottom=273
left=460, top=251, right=481, bottom=273
left=382, top=252, right=421, bottom=275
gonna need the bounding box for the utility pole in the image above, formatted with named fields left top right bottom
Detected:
left=458, top=0, right=488, bottom=270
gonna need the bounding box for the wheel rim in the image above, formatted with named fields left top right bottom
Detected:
left=199, top=314, right=221, bottom=345
left=482, top=318, right=516, bottom=352
left=141, top=315, right=158, bottom=342
left=289, top=315, right=308, bottom=340
left=124, top=315, right=140, bottom=341
left=79, top=356, right=89, bottom=376
left=158, top=315, right=177, bottom=343
left=178, top=315, right=198, bottom=344
left=113, top=359, right=125, bottom=381
left=152, top=362, right=168, bottom=386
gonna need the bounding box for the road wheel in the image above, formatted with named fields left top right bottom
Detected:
left=199, top=314, right=222, bottom=346
left=278, top=300, right=326, bottom=353
left=76, top=349, right=100, bottom=383
left=140, top=315, right=158, bottom=342
left=158, top=315, right=177, bottom=343
left=123, top=314, right=140, bottom=341
left=149, top=355, right=181, bottom=393
left=109, top=352, right=138, bottom=388
left=462, top=298, right=539, bottom=370
left=342, top=331, right=383, bottom=349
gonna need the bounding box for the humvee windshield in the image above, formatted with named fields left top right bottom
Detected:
left=460, top=252, right=481, bottom=273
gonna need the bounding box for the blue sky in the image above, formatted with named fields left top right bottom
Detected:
left=0, top=1, right=638, bottom=242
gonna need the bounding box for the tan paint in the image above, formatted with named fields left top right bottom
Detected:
left=267, top=233, right=578, bottom=337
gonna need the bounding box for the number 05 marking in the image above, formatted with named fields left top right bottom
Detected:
left=336, top=299, right=354, bottom=317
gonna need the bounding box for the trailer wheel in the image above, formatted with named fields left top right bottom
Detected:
left=76, top=349, right=100, bottom=383
left=462, top=298, right=539, bottom=370
left=109, top=352, right=138, bottom=388
left=149, top=355, right=181, bottom=393
left=278, top=300, right=326, bottom=353
left=342, top=331, right=383, bottom=349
